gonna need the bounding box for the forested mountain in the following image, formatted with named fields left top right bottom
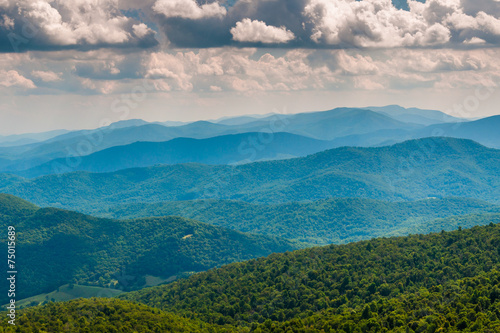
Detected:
left=94, top=197, right=499, bottom=244
left=1, top=138, right=499, bottom=212
left=120, top=217, right=500, bottom=330
left=0, top=298, right=231, bottom=332
left=18, top=132, right=340, bottom=178
left=0, top=194, right=298, bottom=303
left=4, top=216, right=500, bottom=332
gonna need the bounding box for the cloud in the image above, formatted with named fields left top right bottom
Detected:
left=152, top=0, right=308, bottom=47
left=31, top=70, right=62, bottom=82
left=153, top=0, right=227, bottom=19
left=151, top=0, right=500, bottom=49
left=305, top=0, right=500, bottom=48
left=0, top=0, right=158, bottom=53
left=231, top=19, right=295, bottom=43
left=0, top=70, right=36, bottom=88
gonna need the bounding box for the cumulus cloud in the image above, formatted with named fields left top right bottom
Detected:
left=153, top=0, right=227, bottom=19
left=231, top=19, right=296, bottom=43
left=305, top=0, right=500, bottom=47
left=151, top=0, right=500, bottom=49
left=0, top=70, right=36, bottom=88
left=0, top=0, right=158, bottom=52
left=31, top=70, right=62, bottom=82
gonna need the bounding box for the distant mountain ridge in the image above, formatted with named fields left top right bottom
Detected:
left=1, top=106, right=495, bottom=177
left=366, top=105, right=466, bottom=125
left=17, top=132, right=342, bottom=178
left=1, top=137, right=499, bottom=212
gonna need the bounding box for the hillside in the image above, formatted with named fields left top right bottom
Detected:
left=0, top=195, right=298, bottom=302
left=5, top=270, right=500, bottom=332
left=121, top=216, right=500, bottom=329
left=18, top=132, right=340, bottom=177
left=3, top=217, right=500, bottom=331
left=1, top=298, right=232, bottom=332
left=1, top=138, right=499, bottom=212
left=95, top=197, right=499, bottom=245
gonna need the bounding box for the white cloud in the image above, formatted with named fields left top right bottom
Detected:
left=0, top=0, right=157, bottom=51
left=0, top=70, right=36, bottom=88
left=31, top=70, right=62, bottom=82
left=303, top=0, right=500, bottom=48
left=230, top=19, right=296, bottom=44
left=0, top=14, right=13, bottom=29
left=132, top=23, right=152, bottom=39
left=153, top=0, right=226, bottom=19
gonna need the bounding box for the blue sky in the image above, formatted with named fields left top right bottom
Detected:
left=1, top=0, right=500, bottom=134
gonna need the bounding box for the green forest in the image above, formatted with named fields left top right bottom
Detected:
left=0, top=194, right=298, bottom=303
left=2, top=218, right=500, bottom=332
left=95, top=197, right=500, bottom=244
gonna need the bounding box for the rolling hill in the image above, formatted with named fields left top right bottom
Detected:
left=93, top=197, right=500, bottom=245
left=18, top=132, right=341, bottom=177
left=1, top=298, right=231, bottom=332
left=0, top=194, right=299, bottom=302
left=5, top=215, right=500, bottom=332
left=120, top=216, right=500, bottom=329
left=0, top=138, right=499, bottom=212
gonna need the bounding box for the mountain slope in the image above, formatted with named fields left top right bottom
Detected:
left=94, top=197, right=499, bottom=245
left=5, top=224, right=500, bottom=331
left=1, top=138, right=499, bottom=212
left=418, top=115, right=500, bottom=148
left=1, top=298, right=233, bottom=332
left=121, top=216, right=500, bottom=327
left=18, top=132, right=340, bottom=177
left=0, top=195, right=299, bottom=302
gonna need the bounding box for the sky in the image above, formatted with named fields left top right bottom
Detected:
left=1, top=0, right=500, bottom=135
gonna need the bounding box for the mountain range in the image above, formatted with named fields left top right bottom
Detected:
left=3, top=105, right=491, bottom=176
left=16, top=132, right=341, bottom=177
left=0, top=137, right=499, bottom=214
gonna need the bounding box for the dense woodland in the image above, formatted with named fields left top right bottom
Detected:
left=0, top=194, right=298, bottom=303
left=96, top=197, right=499, bottom=244
left=0, top=298, right=232, bottom=333
left=1, top=219, right=500, bottom=332
left=121, top=219, right=500, bottom=328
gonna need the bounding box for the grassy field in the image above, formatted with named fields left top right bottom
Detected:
left=13, top=284, right=123, bottom=309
